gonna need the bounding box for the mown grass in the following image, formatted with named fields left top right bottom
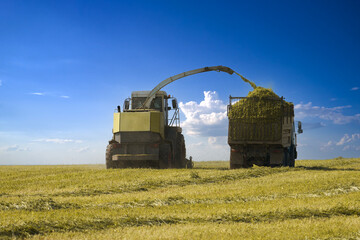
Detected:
left=0, top=158, right=360, bottom=239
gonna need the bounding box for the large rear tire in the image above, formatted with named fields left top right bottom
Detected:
left=175, top=133, right=186, bottom=168
left=289, top=145, right=295, bottom=167
left=159, top=144, right=171, bottom=169
left=106, top=141, right=118, bottom=169
left=282, top=148, right=289, bottom=167
left=230, top=149, right=252, bottom=169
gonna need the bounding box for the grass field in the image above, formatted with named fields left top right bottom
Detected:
left=0, top=158, right=360, bottom=239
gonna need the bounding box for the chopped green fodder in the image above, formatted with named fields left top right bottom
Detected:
left=234, top=71, right=257, bottom=89
left=228, top=86, right=294, bottom=141
left=229, top=87, right=293, bottom=119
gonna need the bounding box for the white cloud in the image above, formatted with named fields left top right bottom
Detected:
left=351, top=87, right=359, bottom=91
left=75, top=146, right=90, bottom=153
left=1, top=145, right=30, bottom=152
left=336, top=135, right=350, bottom=146
left=207, top=136, right=228, bottom=149
left=321, top=133, right=360, bottom=152
left=336, top=134, right=360, bottom=146
left=33, top=138, right=82, bottom=144
left=30, top=92, right=45, bottom=96
left=295, top=102, right=360, bottom=124
left=179, top=91, right=230, bottom=161
left=336, top=135, right=351, bottom=146
left=29, top=93, right=70, bottom=98
left=186, top=135, right=229, bottom=161
left=320, top=140, right=334, bottom=151
left=179, top=91, right=228, bottom=137
left=188, top=142, right=204, bottom=147
left=297, top=143, right=308, bottom=147
left=330, top=98, right=337, bottom=101
left=208, top=136, right=217, bottom=144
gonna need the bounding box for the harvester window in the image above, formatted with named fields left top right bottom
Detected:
left=150, top=97, right=163, bottom=111
left=132, top=97, right=146, bottom=109
left=131, top=97, right=163, bottom=110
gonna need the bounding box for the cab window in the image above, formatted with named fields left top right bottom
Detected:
left=150, top=97, right=162, bottom=111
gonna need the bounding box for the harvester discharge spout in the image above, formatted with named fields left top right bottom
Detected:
left=141, top=65, right=235, bottom=109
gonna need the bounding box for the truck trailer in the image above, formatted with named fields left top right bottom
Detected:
left=228, top=95, right=303, bottom=168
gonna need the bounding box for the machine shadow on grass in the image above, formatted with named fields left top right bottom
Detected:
left=193, top=167, right=229, bottom=170
left=296, top=166, right=360, bottom=172
left=193, top=161, right=360, bottom=172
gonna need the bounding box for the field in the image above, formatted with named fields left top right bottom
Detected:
left=1, top=158, right=360, bottom=239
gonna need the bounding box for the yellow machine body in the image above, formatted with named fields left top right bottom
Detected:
left=113, top=111, right=165, bottom=138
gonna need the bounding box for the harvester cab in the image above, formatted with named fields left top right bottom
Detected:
left=123, top=91, right=180, bottom=127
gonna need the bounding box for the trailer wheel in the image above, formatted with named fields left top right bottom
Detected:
left=289, top=145, right=295, bottom=167
left=283, top=148, right=289, bottom=167
left=230, top=150, right=252, bottom=169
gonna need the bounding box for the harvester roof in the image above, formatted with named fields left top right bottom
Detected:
left=131, top=91, right=168, bottom=98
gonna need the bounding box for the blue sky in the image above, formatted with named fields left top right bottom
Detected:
left=0, top=0, right=359, bottom=165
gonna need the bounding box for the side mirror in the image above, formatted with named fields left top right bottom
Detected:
left=298, top=121, right=303, bottom=134
left=124, top=100, right=130, bottom=110
left=172, top=99, right=178, bottom=109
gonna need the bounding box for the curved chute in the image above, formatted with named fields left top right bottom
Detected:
left=141, top=65, right=235, bottom=109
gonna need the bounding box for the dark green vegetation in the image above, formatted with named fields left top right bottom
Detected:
left=0, top=158, right=359, bottom=239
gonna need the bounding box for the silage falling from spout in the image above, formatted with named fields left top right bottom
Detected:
left=234, top=71, right=257, bottom=89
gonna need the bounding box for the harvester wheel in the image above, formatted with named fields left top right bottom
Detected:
left=106, top=140, right=118, bottom=169
left=159, top=144, right=171, bottom=169
left=175, top=134, right=186, bottom=168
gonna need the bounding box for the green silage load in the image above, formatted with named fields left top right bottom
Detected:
left=229, top=87, right=294, bottom=119
left=228, top=87, right=294, bottom=142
